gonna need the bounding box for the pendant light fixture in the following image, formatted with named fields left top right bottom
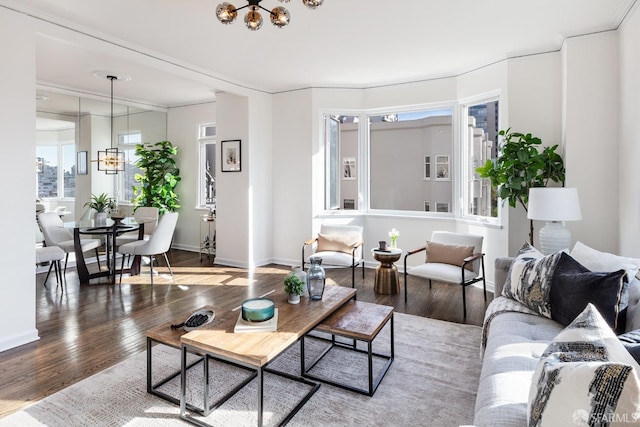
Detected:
left=216, top=0, right=323, bottom=31
left=92, top=72, right=128, bottom=174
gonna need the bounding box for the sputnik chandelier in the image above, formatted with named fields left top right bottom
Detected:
left=216, top=0, right=323, bottom=31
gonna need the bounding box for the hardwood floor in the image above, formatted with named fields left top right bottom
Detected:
left=0, top=249, right=492, bottom=418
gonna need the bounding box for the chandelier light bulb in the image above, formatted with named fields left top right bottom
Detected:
left=216, top=2, right=238, bottom=24
left=270, top=6, right=290, bottom=28
left=302, top=0, right=323, bottom=9
left=245, top=9, right=263, bottom=30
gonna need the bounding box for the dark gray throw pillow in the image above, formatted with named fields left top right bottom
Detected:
left=550, top=252, right=628, bottom=334
left=618, top=329, right=640, bottom=364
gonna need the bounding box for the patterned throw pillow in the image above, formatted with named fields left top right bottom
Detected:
left=528, top=304, right=640, bottom=427
left=502, top=242, right=563, bottom=318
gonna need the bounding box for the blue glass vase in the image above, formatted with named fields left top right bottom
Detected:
left=307, top=257, right=326, bottom=300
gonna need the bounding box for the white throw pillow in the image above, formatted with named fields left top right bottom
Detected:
left=528, top=304, right=640, bottom=426
left=571, top=241, right=640, bottom=280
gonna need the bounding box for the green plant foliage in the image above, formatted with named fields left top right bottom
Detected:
left=84, top=192, right=115, bottom=213
left=476, top=128, right=565, bottom=243
left=283, top=275, right=305, bottom=296
left=132, top=140, right=181, bottom=214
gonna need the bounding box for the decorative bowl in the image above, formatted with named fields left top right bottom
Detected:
left=241, top=297, right=275, bottom=322
left=184, top=309, right=215, bottom=331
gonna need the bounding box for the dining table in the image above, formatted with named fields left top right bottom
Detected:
left=66, top=217, right=144, bottom=284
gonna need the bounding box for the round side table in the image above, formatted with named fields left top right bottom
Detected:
left=371, top=248, right=402, bottom=294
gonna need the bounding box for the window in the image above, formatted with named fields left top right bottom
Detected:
left=436, top=202, right=450, bottom=213
left=369, top=108, right=453, bottom=212
left=464, top=99, right=499, bottom=218
left=424, top=156, right=431, bottom=180
left=325, top=114, right=358, bottom=210
left=321, top=97, right=498, bottom=222
left=198, top=123, right=216, bottom=208
left=36, top=140, right=76, bottom=199
left=435, top=155, right=450, bottom=180
left=117, top=131, right=142, bottom=203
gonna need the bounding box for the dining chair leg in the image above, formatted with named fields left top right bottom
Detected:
left=163, top=253, right=174, bottom=279
left=149, top=255, right=154, bottom=285
left=95, top=248, right=101, bottom=270
left=119, top=255, right=126, bottom=285
left=64, top=253, right=69, bottom=275
left=43, top=262, right=54, bottom=287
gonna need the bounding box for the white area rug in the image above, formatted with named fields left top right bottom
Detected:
left=0, top=313, right=482, bottom=426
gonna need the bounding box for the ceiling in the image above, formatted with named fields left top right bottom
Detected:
left=6, top=0, right=637, bottom=113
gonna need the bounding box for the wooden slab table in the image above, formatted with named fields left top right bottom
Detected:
left=178, top=285, right=357, bottom=427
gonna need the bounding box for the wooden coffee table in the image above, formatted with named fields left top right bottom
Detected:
left=301, top=300, right=394, bottom=396
left=178, top=285, right=357, bottom=427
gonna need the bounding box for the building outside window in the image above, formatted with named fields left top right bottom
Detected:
left=36, top=141, right=76, bottom=199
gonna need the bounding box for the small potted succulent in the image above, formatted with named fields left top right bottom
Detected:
left=283, top=274, right=305, bottom=304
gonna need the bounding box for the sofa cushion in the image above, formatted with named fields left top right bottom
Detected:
left=528, top=304, right=640, bottom=427
left=550, top=252, right=628, bottom=334
left=619, top=329, right=640, bottom=365
left=425, top=240, right=474, bottom=271
left=502, top=242, right=562, bottom=319
left=474, top=308, right=563, bottom=427
left=571, top=240, right=640, bottom=280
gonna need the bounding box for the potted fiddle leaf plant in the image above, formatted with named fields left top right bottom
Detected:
left=283, top=274, right=305, bottom=304
left=476, top=128, right=565, bottom=244
left=132, top=140, right=181, bottom=214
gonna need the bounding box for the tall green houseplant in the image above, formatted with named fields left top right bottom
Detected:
left=476, top=128, right=565, bottom=245
left=132, top=140, right=181, bottom=214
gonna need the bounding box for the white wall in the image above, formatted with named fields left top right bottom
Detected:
left=166, top=102, right=216, bottom=252
left=0, top=7, right=39, bottom=352
left=619, top=3, right=640, bottom=257
left=563, top=32, right=619, bottom=254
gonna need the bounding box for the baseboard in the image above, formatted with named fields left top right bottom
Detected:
left=0, top=329, right=39, bottom=353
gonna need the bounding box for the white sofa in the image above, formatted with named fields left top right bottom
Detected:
left=473, top=256, right=640, bottom=426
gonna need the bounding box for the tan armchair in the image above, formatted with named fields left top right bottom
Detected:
left=404, top=231, right=486, bottom=317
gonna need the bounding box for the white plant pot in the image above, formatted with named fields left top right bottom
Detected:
left=287, top=294, right=300, bottom=304
left=95, top=212, right=108, bottom=225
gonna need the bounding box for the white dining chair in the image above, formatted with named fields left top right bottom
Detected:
left=115, top=206, right=159, bottom=247
left=118, top=212, right=179, bottom=285
left=37, top=212, right=102, bottom=276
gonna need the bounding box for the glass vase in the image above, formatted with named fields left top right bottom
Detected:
left=291, top=266, right=308, bottom=296
left=307, top=257, right=326, bottom=300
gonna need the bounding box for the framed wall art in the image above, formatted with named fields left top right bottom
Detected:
left=221, top=139, right=241, bottom=172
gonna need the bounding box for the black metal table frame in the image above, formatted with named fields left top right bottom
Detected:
left=146, top=337, right=256, bottom=416
left=74, top=221, right=143, bottom=284
left=300, top=314, right=394, bottom=396
left=179, top=340, right=321, bottom=427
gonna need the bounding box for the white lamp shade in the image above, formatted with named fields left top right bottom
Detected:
left=527, top=187, right=582, bottom=221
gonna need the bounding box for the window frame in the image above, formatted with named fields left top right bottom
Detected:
left=198, top=123, right=217, bottom=209
left=319, top=96, right=499, bottom=227
left=459, top=92, right=501, bottom=225
left=36, top=140, right=76, bottom=201
left=116, top=130, right=142, bottom=205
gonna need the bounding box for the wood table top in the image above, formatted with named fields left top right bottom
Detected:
left=315, top=300, right=394, bottom=341
left=180, top=285, right=357, bottom=368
